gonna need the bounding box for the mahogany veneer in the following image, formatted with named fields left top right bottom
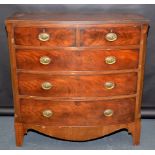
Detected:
left=80, top=26, right=141, bottom=46
left=18, top=73, right=137, bottom=97
left=5, top=12, right=149, bottom=146
left=20, top=98, right=135, bottom=126
left=16, top=49, right=139, bottom=71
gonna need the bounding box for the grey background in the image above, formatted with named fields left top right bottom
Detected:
left=0, top=4, right=154, bottom=112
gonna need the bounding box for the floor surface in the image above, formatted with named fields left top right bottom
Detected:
left=0, top=117, right=155, bottom=150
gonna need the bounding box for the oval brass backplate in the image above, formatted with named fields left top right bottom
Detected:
left=40, top=56, right=51, bottom=65
left=104, top=109, right=114, bottom=117
left=38, top=32, right=50, bottom=42
left=105, top=56, right=116, bottom=65
left=41, top=82, right=53, bottom=90
left=104, top=81, right=115, bottom=90
left=105, top=32, right=117, bottom=42
left=42, top=110, right=53, bottom=118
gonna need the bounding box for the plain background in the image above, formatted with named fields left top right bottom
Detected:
left=0, top=4, right=155, bottom=113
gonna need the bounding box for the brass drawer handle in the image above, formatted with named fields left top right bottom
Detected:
left=104, top=81, right=115, bottom=89
left=41, top=82, right=53, bottom=90
left=104, top=109, right=114, bottom=117
left=105, top=32, right=117, bottom=42
left=40, top=56, right=51, bottom=65
left=105, top=56, right=116, bottom=65
left=38, top=32, right=50, bottom=42
left=42, top=110, right=53, bottom=118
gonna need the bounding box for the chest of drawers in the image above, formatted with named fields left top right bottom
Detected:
left=6, top=13, right=149, bottom=146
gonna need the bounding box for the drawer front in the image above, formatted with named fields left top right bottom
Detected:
left=16, top=49, right=139, bottom=71
left=14, top=27, right=76, bottom=47
left=18, top=73, right=137, bottom=97
left=80, top=26, right=141, bottom=47
left=20, top=98, right=135, bottom=126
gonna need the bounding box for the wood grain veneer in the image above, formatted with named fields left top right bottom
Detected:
left=80, top=26, right=141, bottom=46
left=16, top=49, right=139, bottom=71
left=14, top=27, right=76, bottom=47
left=20, top=98, right=135, bottom=126
left=18, top=73, right=137, bottom=97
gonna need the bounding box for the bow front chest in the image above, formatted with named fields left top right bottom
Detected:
left=6, top=13, right=149, bottom=146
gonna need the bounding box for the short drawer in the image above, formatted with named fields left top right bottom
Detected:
left=80, top=26, right=141, bottom=47
left=18, top=73, right=137, bottom=97
left=14, top=27, right=76, bottom=47
left=16, top=49, right=139, bottom=71
left=20, top=98, right=135, bottom=126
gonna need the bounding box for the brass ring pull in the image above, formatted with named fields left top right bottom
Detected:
left=104, top=109, right=114, bottom=117
left=42, top=110, right=53, bottom=118
left=38, top=32, right=50, bottom=42
left=104, top=81, right=115, bottom=90
left=40, top=56, right=51, bottom=65
left=41, top=82, right=53, bottom=90
left=105, top=56, right=116, bottom=65
left=105, top=32, right=117, bottom=42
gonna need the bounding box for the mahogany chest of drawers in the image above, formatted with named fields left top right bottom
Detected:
left=6, top=13, right=149, bottom=146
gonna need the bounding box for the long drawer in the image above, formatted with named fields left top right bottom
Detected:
left=16, top=49, right=139, bottom=71
left=20, top=98, right=135, bottom=126
left=18, top=73, right=137, bottom=97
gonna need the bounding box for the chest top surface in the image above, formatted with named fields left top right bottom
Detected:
left=6, top=12, right=149, bottom=24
